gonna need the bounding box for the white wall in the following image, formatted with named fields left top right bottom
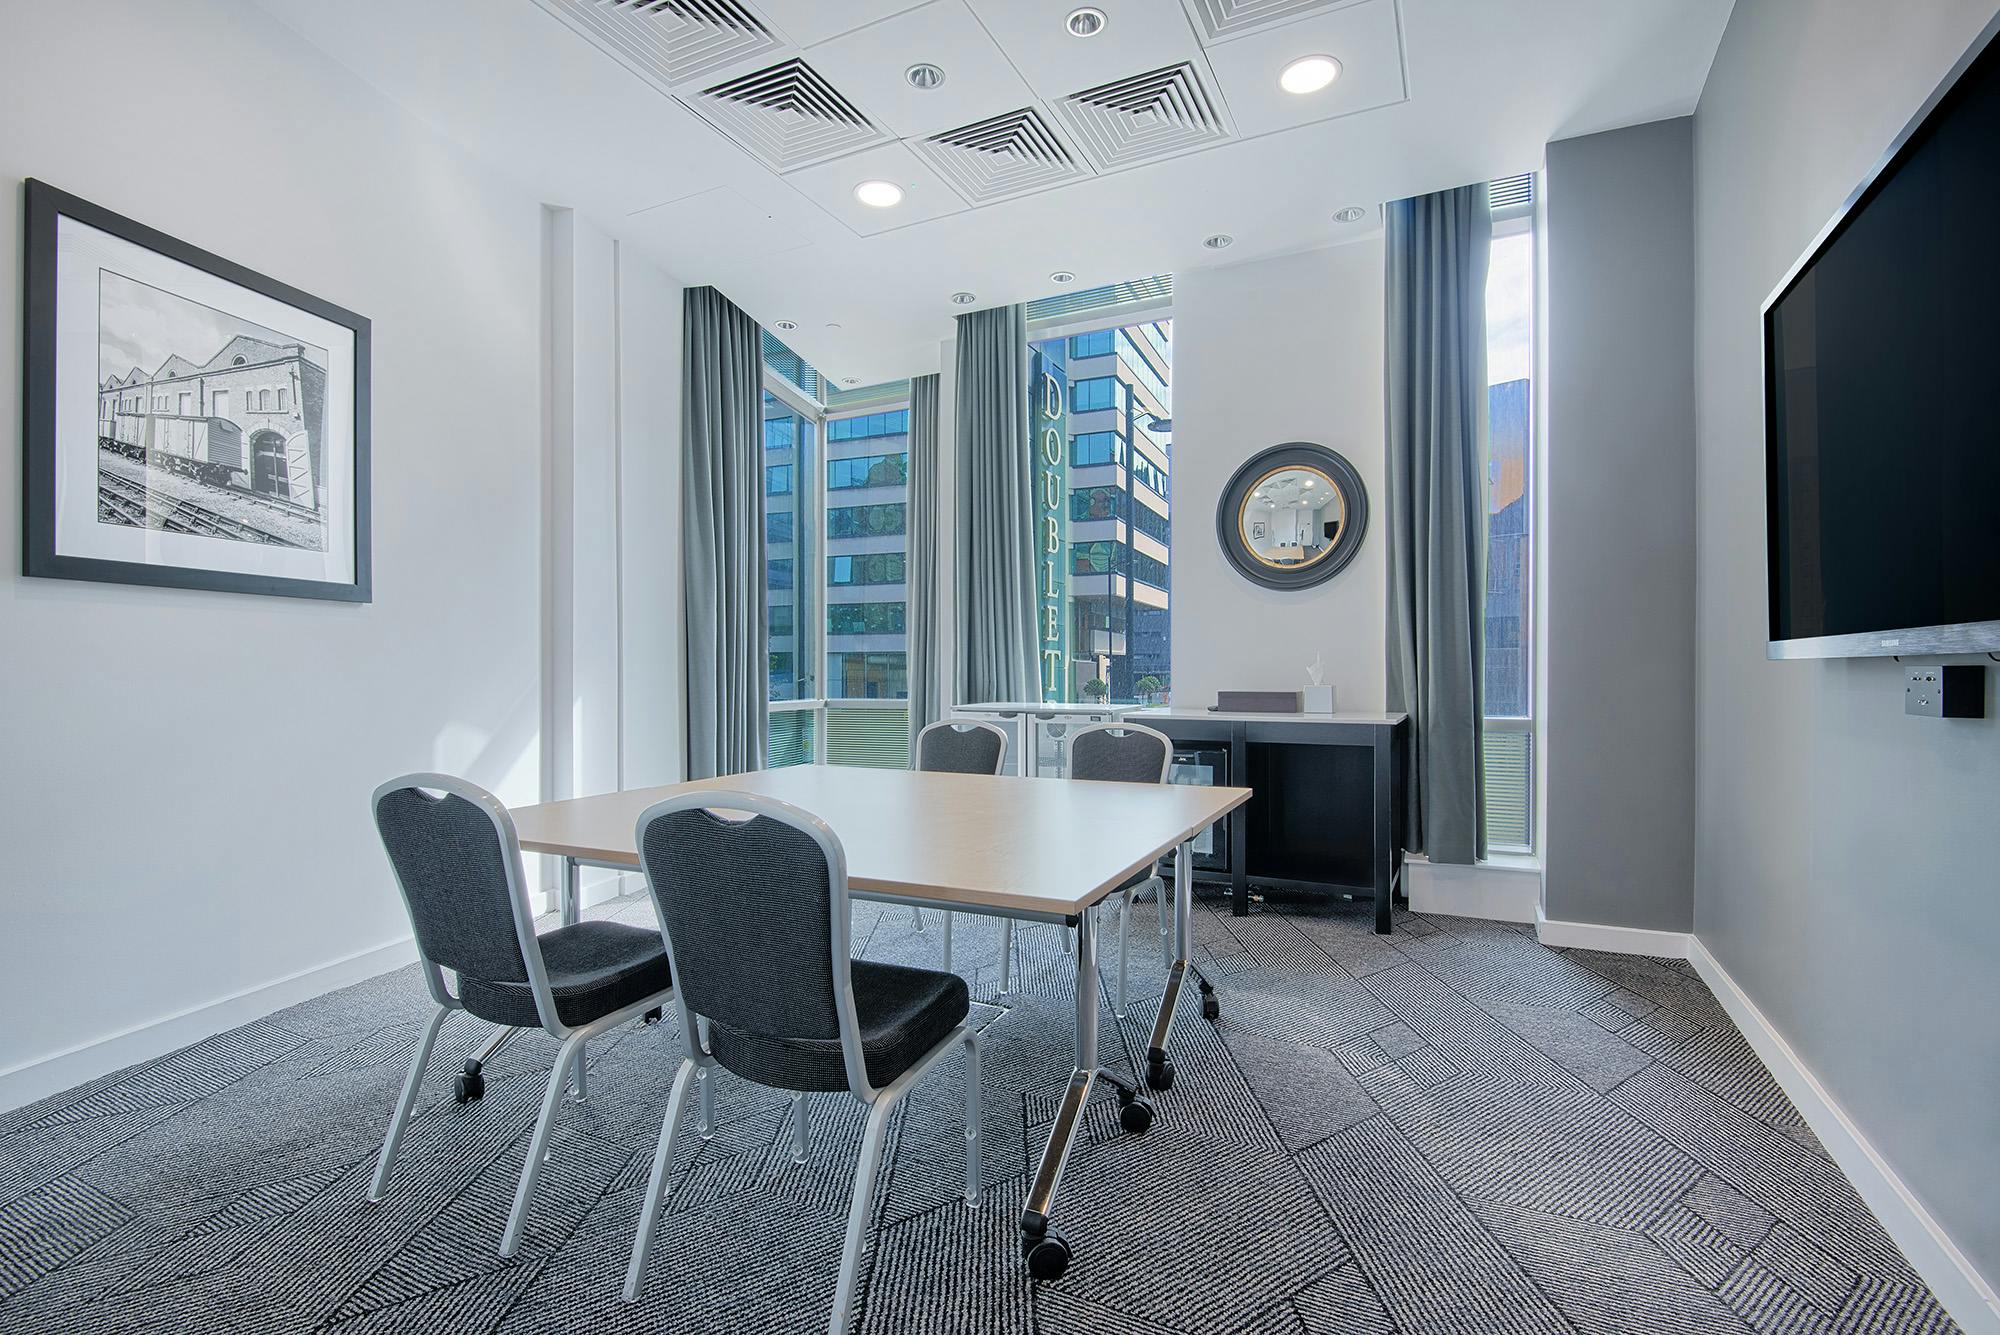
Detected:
left=1171, top=243, right=1388, bottom=712
left=0, top=0, right=688, bottom=1103
left=1693, top=0, right=2000, bottom=1306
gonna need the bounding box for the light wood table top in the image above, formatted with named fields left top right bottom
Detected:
left=510, top=766, right=1251, bottom=919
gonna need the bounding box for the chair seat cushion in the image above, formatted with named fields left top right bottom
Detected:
left=708, top=960, right=969, bottom=1093
left=459, top=920, right=672, bottom=1029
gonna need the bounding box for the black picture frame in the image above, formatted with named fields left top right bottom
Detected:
left=1215, top=442, right=1369, bottom=591
left=22, top=179, right=372, bottom=602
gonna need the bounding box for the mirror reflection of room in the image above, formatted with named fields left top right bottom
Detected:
left=1241, top=466, right=1343, bottom=567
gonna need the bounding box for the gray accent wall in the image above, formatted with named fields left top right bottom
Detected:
left=1544, top=118, right=1698, bottom=932
left=1694, top=0, right=2000, bottom=1294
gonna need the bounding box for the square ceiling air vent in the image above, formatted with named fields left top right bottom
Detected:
left=686, top=57, right=890, bottom=173
left=1182, top=0, right=1371, bottom=43
left=1055, top=63, right=1232, bottom=172
left=912, top=107, right=1093, bottom=206
left=533, top=0, right=785, bottom=90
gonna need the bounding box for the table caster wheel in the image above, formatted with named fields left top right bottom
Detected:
left=1025, top=1230, right=1072, bottom=1280
left=454, top=1060, right=485, bottom=1104
left=1117, top=1094, right=1155, bottom=1134
left=642, top=1007, right=663, bottom=1025
left=1145, top=1056, right=1176, bottom=1092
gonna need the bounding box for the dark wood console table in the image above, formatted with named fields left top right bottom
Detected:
left=1124, top=709, right=1411, bottom=933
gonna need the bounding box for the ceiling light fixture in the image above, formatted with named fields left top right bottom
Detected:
left=774, top=320, right=798, bottom=332
left=905, top=62, right=945, bottom=90
left=1279, top=54, right=1342, bottom=95
left=1049, top=270, right=1077, bottom=285
left=842, top=377, right=859, bottom=385
left=1066, top=6, right=1106, bottom=38
left=1202, top=233, right=1234, bottom=250
left=1332, top=206, right=1367, bottom=224
left=951, top=291, right=977, bottom=305
left=854, top=179, right=905, bottom=208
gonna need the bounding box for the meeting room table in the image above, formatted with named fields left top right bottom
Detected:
left=507, top=762, right=1250, bottom=1276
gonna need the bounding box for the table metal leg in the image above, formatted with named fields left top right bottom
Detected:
left=1019, top=905, right=1155, bottom=1280
left=1145, top=840, right=1216, bottom=1092
left=561, top=856, right=581, bottom=927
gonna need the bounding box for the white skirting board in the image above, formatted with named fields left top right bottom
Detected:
left=1406, top=857, right=1540, bottom=923
left=1534, top=907, right=1692, bottom=958
left=0, top=934, right=419, bottom=1115
left=1685, top=939, right=2000, bottom=1335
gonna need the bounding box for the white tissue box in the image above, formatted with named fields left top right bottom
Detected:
left=1302, top=685, right=1335, bottom=714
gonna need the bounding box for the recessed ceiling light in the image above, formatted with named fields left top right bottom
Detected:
left=854, top=179, right=904, bottom=208
left=905, top=62, right=945, bottom=90
left=1332, top=206, right=1367, bottom=224
left=1279, top=54, right=1342, bottom=95
left=1049, top=270, right=1077, bottom=285
left=774, top=319, right=798, bottom=332
left=1202, top=233, right=1234, bottom=250
left=1066, top=6, right=1106, bottom=38
left=842, top=377, right=858, bottom=385
left=951, top=291, right=977, bottom=305
left=825, top=322, right=843, bottom=330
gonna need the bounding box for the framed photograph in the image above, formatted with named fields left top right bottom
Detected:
left=23, top=179, right=370, bottom=602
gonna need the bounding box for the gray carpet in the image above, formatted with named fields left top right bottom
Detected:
left=0, top=891, right=1961, bottom=1334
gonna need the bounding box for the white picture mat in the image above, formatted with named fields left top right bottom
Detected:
left=53, top=215, right=357, bottom=585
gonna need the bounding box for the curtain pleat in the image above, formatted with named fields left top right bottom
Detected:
left=1385, top=184, right=1491, bottom=863
left=683, top=286, right=768, bottom=778
left=905, top=373, right=942, bottom=753
left=952, top=306, right=1039, bottom=704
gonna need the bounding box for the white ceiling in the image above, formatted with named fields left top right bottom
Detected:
left=254, top=0, right=1733, bottom=386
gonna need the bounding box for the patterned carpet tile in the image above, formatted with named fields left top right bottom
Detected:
left=0, top=896, right=1961, bottom=1335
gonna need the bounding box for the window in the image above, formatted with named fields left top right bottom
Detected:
left=764, top=390, right=815, bottom=704
left=827, top=453, right=907, bottom=490
left=826, top=652, right=906, bottom=700
left=1070, top=376, right=1116, bottom=413
left=1029, top=315, right=1173, bottom=704
left=259, top=389, right=271, bottom=411
left=211, top=390, right=228, bottom=417
left=828, top=552, right=905, bottom=587
left=826, top=502, right=905, bottom=538
left=1483, top=177, right=1537, bottom=851
left=827, top=601, right=905, bottom=635
left=825, top=410, right=909, bottom=442
left=277, top=388, right=287, bottom=413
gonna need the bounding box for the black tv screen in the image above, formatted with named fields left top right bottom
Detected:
left=1763, top=23, right=2000, bottom=657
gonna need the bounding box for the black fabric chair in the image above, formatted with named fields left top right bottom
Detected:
left=624, top=791, right=981, bottom=1333
left=906, top=720, right=1011, bottom=971
left=1001, top=723, right=1175, bottom=1017
left=369, top=773, right=673, bottom=1258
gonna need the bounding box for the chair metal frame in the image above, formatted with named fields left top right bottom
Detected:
left=906, top=719, right=1011, bottom=973
left=366, top=773, right=675, bottom=1259
left=623, top=789, right=982, bottom=1334
left=998, top=722, right=1175, bottom=1018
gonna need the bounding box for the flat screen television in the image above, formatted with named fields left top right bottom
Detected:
left=1763, top=18, right=2000, bottom=659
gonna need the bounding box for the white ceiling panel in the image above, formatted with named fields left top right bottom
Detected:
left=782, top=141, right=970, bottom=235
left=1200, top=0, right=1405, bottom=138
left=1180, top=0, right=1376, bottom=45
left=531, top=0, right=789, bottom=91
left=624, top=184, right=823, bottom=257
left=961, top=0, right=1210, bottom=102
left=808, top=1, right=1038, bottom=139
left=754, top=0, right=933, bottom=47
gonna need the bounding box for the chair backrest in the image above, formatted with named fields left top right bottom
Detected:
left=1067, top=722, right=1173, bottom=785
left=915, top=720, right=1008, bottom=775
left=371, top=773, right=555, bottom=1020
left=635, top=790, right=875, bottom=1097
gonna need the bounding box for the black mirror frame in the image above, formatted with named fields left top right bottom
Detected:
left=1214, top=442, right=1370, bottom=591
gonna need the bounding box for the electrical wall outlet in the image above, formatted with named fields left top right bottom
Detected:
left=1904, top=664, right=1985, bottom=719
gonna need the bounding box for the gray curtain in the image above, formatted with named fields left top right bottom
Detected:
left=683, top=286, right=767, bottom=778
left=905, top=373, right=942, bottom=754
left=953, top=305, right=1038, bottom=704
left=1385, top=183, right=1491, bottom=864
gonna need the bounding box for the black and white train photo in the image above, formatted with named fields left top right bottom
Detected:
left=94, top=271, right=329, bottom=551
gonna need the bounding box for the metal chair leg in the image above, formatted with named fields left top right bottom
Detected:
left=622, top=1057, right=699, bottom=1302
left=500, top=1029, right=589, bottom=1257
left=963, top=1030, right=982, bottom=1210
left=1116, top=889, right=1133, bottom=1021
left=942, top=912, right=954, bottom=974
left=791, top=1091, right=811, bottom=1165
left=368, top=1005, right=449, bottom=1203
left=829, top=1093, right=899, bottom=1335
left=910, top=905, right=926, bottom=934
left=998, top=919, right=1014, bottom=996
left=569, top=1038, right=589, bottom=1104
left=696, top=1016, right=716, bottom=1140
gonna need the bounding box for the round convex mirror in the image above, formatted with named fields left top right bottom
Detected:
left=1215, top=443, right=1369, bottom=590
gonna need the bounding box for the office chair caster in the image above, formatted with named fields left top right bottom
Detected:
left=1024, top=1229, right=1073, bottom=1280
left=453, top=1059, right=485, bottom=1104
left=1199, top=978, right=1220, bottom=1022
left=641, top=1007, right=663, bottom=1025
left=1116, top=1090, right=1155, bottom=1134
left=1145, top=1055, right=1176, bottom=1091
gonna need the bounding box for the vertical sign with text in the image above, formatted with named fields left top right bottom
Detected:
left=1031, top=342, right=1069, bottom=701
